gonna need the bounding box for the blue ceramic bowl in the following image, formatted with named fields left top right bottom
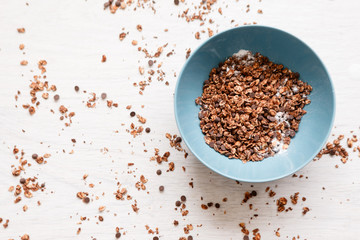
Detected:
left=174, top=26, right=335, bottom=182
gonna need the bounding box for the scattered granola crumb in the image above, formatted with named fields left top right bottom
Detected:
left=137, top=24, right=143, bottom=32
left=269, top=189, right=276, bottom=197
left=99, top=206, right=106, bottom=212
left=275, top=228, right=280, bottom=237
left=102, top=55, right=107, bottom=62
left=23, top=205, right=28, bottom=212
left=290, top=192, right=299, bottom=204
left=276, top=197, right=287, bottom=212
left=132, top=200, right=139, bottom=213
left=186, top=48, right=191, bottom=59
left=195, top=32, right=200, bottom=40
left=302, top=207, right=310, bottom=215
left=21, top=234, right=30, bottom=240
left=119, top=32, right=127, bottom=41
left=2, top=219, right=9, bottom=228
left=135, top=175, right=148, bottom=190
left=208, top=28, right=214, bottom=37
left=314, top=134, right=350, bottom=163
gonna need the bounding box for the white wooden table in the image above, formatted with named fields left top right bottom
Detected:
left=1, top=0, right=360, bottom=239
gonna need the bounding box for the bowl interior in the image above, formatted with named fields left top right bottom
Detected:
left=174, top=26, right=335, bottom=182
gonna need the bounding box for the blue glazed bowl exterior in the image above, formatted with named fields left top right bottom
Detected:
left=174, top=26, right=335, bottom=182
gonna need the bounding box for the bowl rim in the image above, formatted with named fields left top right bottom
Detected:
left=174, top=25, right=336, bottom=182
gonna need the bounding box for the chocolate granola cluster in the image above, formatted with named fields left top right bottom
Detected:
left=196, top=50, right=312, bottom=162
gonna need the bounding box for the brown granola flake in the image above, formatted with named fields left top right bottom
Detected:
left=302, top=207, right=310, bottom=215
left=3, top=219, right=9, bottom=228
left=150, top=148, right=170, bottom=164
left=23, top=205, right=28, bottom=212
left=59, top=105, right=68, bottom=114
left=42, top=93, right=49, bottom=99
left=136, top=175, right=148, bottom=190
left=137, top=24, right=143, bottom=32
left=20, top=60, right=28, bottom=66
left=269, top=189, right=276, bottom=197
left=114, top=187, right=128, bottom=200
left=102, top=55, right=107, bottom=62
left=168, top=162, right=175, bottom=171
left=76, top=191, right=88, bottom=200
left=239, top=222, right=249, bottom=235
left=242, top=191, right=256, bottom=203
left=182, top=210, right=189, bottom=216
left=276, top=197, right=287, bottom=212
left=208, top=28, right=214, bottom=37
left=186, top=48, right=191, bottom=59
left=195, top=32, right=200, bottom=39
left=21, top=234, right=30, bottom=240
left=132, top=200, right=139, bottom=213
left=119, top=32, right=127, bottom=41
left=28, top=106, right=35, bottom=115
left=290, top=192, right=299, bottom=204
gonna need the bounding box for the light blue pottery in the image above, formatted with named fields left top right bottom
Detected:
left=174, top=26, right=335, bottom=182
